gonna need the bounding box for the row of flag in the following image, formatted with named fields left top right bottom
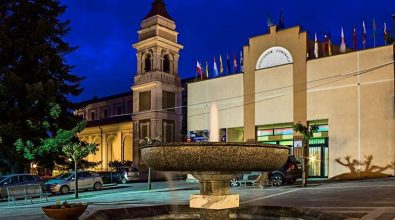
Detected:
left=196, top=52, right=244, bottom=80
left=314, top=19, right=392, bottom=58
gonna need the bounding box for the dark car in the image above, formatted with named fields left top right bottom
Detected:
left=270, top=155, right=302, bottom=186
left=98, top=171, right=123, bottom=184
left=0, top=174, right=43, bottom=199
left=229, top=155, right=302, bottom=187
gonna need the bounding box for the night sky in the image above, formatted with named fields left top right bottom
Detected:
left=61, top=0, right=395, bottom=102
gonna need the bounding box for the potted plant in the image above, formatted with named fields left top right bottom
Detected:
left=42, top=200, right=88, bottom=220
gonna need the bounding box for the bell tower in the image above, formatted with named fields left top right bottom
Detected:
left=132, top=0, right=183, bottom=166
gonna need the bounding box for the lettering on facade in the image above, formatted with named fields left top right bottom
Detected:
left=256, top=46, right=293, bottom=70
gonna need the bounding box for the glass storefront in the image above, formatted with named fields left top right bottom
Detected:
left=257, top=124, right=329, bottom=178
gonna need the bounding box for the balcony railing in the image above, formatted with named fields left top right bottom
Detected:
left=134, top=71, right=180, bottom=85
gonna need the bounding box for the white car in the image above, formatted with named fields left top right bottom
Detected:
left=45, top=171, right=103, bottom=194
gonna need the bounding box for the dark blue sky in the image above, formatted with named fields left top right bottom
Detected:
left=61, top=0, right=395, bottom=102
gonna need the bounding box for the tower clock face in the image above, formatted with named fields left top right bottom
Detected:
left=256, top=46, right=293, bottom=70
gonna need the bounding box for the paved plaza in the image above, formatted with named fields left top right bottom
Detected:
left=0, top=177, right=395, bottom=219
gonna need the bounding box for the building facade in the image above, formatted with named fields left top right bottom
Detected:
left=188, top=25, right=395, bottom=179
left=77, top=0, right=184, bottom=171
left=131, top=0, right=183, bottom=167
left=76, top=93, right=133, bottom=171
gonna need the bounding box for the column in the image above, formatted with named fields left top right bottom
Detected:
left=153, top=47, right=162, bottom=71
left=136, top=52, right=142, bottom=74
left=174, top=53, right=179, bottom=75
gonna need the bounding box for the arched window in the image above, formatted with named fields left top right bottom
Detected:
left=144, top=54, right=151, bottom=72
left=163, top=55, right=170, bottom=73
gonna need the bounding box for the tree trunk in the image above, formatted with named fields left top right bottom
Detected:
left=74, top=160, right=78, bottom=199
left=302, top=139, right=309, bottom=187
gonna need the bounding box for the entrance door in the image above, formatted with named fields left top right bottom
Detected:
left=308, top=138, right=328, bottom=178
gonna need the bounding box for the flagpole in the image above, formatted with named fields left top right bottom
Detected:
left=373, top=18, right=376, bottom=47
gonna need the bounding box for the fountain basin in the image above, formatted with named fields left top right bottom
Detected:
left=141, top=142, right=289, bottom=214
left=140, top=142, right=289, bottom=172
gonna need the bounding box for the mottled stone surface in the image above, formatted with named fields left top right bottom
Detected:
left=140, top=142, right=289, bottom=172
left=85, top=205, right=343, bottom=220
left=190, top=194, right=239, bottom=210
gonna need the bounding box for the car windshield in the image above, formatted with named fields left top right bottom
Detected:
left=0, top=176, right=6, bottom=184
left=56, top=173, right=74, bottom=180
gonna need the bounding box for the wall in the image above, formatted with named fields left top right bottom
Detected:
left=255, top=64, right=294, bottom=125
left=307, top=45, right=395, bottom=177
left=79, top=122, right=133, bottom=171
left=187, top=74, right=244, bottom=131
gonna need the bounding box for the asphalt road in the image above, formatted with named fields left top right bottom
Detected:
left=0, top=178, right=395, bottom=219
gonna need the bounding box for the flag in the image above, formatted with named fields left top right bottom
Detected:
left=213, top=56, right=219, bottom=77
left=278, top=10, right=285, bottom=30
left=328, top=33, right=332, bottom=56
left=219, top=55, right=224, bottom=75
left=240, top=50, right=244, bottom=72
left=353, top=27, right=357, bottom=50
left=384, top=22, right=389, bottom=45
left=314, top=33, right=319, bottom=58
left=362, top=20, right=367, bottom=49
left=267, top=15, right=273, bottom=33
left=196, top=61, right=203, bottom=80
left=233, top=52, right=238, bottom=73
left=226, top=54, right=231, bottom=74
left=340, top=27, right=346, bottom=53
left=205, top=61, right=209, bottom=79
left=323, top=34, right=328, bottom=56
left=372, top=18, right=377, bottom=47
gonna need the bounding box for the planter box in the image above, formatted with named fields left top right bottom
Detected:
left=42, top=204, right=88, bottom=220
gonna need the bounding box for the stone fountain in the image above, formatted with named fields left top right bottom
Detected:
left=86, top=103, right=340, bottom=219
left=140, top=103, right=289, bottom=219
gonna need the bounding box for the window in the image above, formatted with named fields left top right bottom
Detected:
left=163, top=55, right=170, bottom=73
left=163, top=120, right=175, bottom=142
left=117, top=107, right=122, bottom=115
left=103, top=109, right=108, bottom=118
left=162, top=91, right=175, bottom=112
left=83, top=172, right=92, bottom=178
left=9, top=176, right=18, bottom=184
left=139, top=91, right=151, bottom=111
left=144, top=54, right=151, bottom=72
left=20, top=175, right=35, bottom=183
left=91, top=112, right=95, bottom=120
left=139, top=120, right=150, bottom=139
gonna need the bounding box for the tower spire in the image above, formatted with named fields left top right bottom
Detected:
left=144, top=0, right=173, bottom=21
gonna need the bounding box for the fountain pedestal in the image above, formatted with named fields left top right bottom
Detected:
left=189, top=172, right=239, bottom=210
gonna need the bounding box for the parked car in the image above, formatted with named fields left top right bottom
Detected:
left=229, top=172, right=261, bottom=187
left=98, top=171, right=123, bottom=184
left=229, top=155, right=302, bottom=187
left=270, top=155, right=302, bottom=186
left=44, top=171, right=103, bottom=194
left=0, top=174, right=43, bottom=199
left=115, top=166, right=140, bottom=183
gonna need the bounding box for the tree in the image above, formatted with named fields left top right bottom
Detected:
left=0, top=0, right=83, bottom=173
left=17, top=120, right=98, bottom=199
left=292, top=122, right=318, bottom=187
left=62, top=136, right=97, bottom=199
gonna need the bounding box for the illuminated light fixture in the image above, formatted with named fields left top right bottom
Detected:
left=309, top=155, right=317, bottom=164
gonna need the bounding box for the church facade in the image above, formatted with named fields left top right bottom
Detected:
left=77, top=0, right=183, bottom=171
